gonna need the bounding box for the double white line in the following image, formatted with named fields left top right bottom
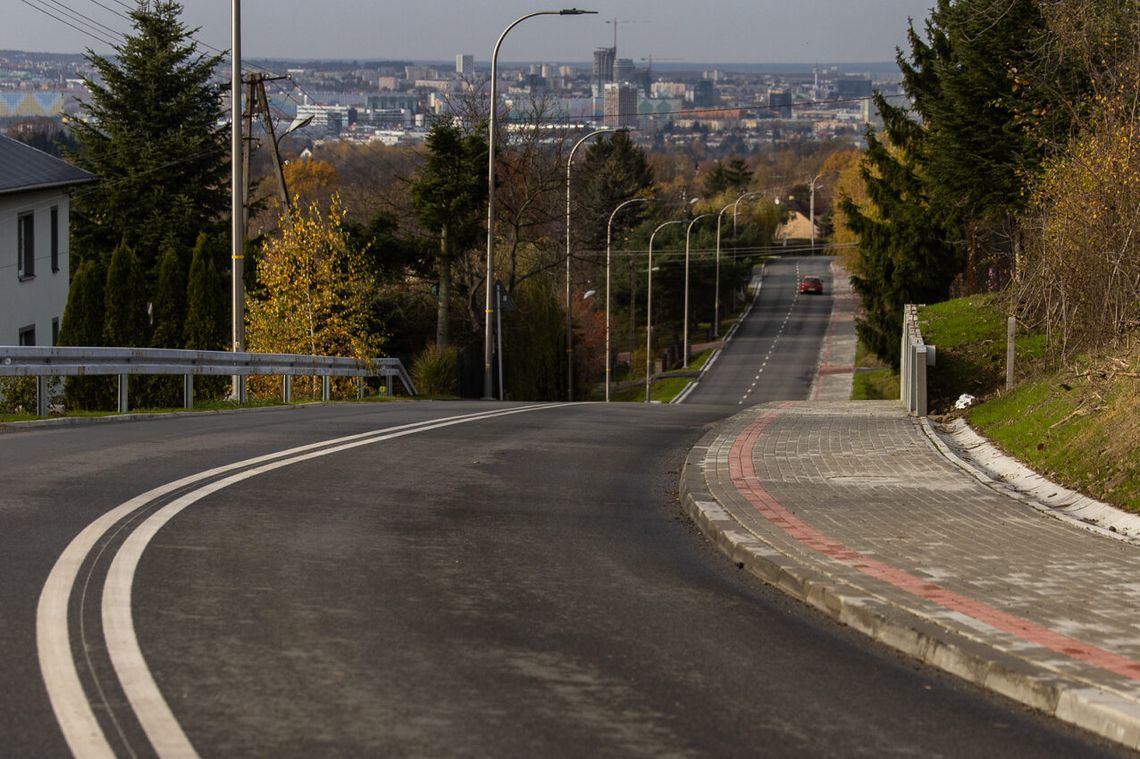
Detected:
left=37, top=404, right=566, bottom=758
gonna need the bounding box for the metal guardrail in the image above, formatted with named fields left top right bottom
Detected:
left=0, top=346, right=416, bottom=417
left=900, top=304, right=935, bottom=417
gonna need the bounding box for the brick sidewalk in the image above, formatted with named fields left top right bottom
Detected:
left=682, top=401, right=1140, bottom=749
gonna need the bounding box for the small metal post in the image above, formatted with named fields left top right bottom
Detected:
left=321, top=375, right=331, bottom=401
left=386, top=374, right=394, bottom=397
left=1006, top=316, right=1016, bottom=390
left=117, top=374, right=129, bottom=414
left=36, top=376, right=48, bottom=417
left=283, top=374, right=292, bottom=403
left=183, top=374, right=194, bottom=409
left=357, top=376, right=364, bottom=399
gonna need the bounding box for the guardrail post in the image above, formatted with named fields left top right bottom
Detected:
left=387, top=374, right=394, bottom=398
left=36, top=376, right=49, bottom=417
left=117, top=374, right=129, bottom=414
left=282, top=375, right=292, bottom=403
left=321, top=375, right=331, bottom=402
left=183, top=375, right=194, bottom=409
left=914, top=344, right=928, bottom=416
left=356, top=377, right=364, bottom=399
left=1006, top=316, right=1016, bottom=390
left=235, top=375, right=247, bottom=404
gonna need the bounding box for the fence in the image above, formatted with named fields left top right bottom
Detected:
left=900, top=304, right=936, bottom=416
left=0, top=346, right=416, bottom=417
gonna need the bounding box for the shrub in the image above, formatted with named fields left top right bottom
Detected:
left=412, top=344, right=458, bottom=397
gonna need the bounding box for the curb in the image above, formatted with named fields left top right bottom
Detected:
left=679, top=418, right=1140, bottom=750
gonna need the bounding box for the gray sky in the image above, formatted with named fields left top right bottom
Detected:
left=9, top=1, right=935, bottom=64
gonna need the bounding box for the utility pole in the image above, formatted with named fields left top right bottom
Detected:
left=230, top=0, right=244, bottom=401
left=250, top=73, right=295, bottom=211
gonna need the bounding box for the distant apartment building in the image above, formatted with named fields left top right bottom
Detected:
left=769, top=88, right=793, bottom=119
left=456, top=54, right=474, bottom=77
left=687, top=80, right=717, bottom=108
left=592, top=47, right=615, bottom=92
left=377, top=76, right=399, bottom=91
left=835, top=77, right=873, bottom=101
left=603, top=83, right=638, bottom=128
left=651, top=82, right=687, bottom=99
left=613, top=58, right=635, bottom=83
left=296, top=103, right=354, bottom=135
left=0, top=135, right=95, bottom=346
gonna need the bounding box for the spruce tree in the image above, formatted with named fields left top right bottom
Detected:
left=67, top=0, right=228, bottom=278
left=184, top=232, right=229, bottom=400
left=103, top=240, right=149, bottom=348
left=575, top=131, right=655, bottom=252
left=184, top=232, right=228, bottom=352
left=145, top=240, right=188, bottom=406
left=58, top=258, right=114, bottom=409
left=150, top=241, right=187, bottom=349
left=410, top=121, right=488, bottom=346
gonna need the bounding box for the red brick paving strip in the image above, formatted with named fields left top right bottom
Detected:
left=730, top=407, right=1140, bottom=683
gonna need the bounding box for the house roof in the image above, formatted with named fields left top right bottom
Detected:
left=0, top=134, right=96, bottom=196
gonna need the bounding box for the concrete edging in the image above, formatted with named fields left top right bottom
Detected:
left=679, top=421, right=1140, bottom=750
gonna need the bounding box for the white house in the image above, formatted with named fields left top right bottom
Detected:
left=0, top=134, right=95, bottom=346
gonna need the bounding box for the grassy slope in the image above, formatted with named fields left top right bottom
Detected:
left=919, top=296, right=1140, bottom=512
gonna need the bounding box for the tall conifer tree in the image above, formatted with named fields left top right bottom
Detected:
left=68, top=0, right=228, bottom=280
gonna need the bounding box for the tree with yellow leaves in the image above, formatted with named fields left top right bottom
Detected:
left=246, top=197, right=382, bottom=395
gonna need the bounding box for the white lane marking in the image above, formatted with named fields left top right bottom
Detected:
left=40, top=404, right=564, bottom=759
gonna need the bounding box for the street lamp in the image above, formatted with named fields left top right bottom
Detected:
left=645, top=219, right=686, bottom=402
left=483, top=8, right=597, bottom=400
left=683, top=213, right=713, bottom=366
left=809, top=173, right=824, bottom=254
left=230, top=0, right=245, bottom=402
left=605, top=196, right=649, bottom=402
left=565, top=127, right=612, bottom=401
left=715, top=190, right=768, bottom=338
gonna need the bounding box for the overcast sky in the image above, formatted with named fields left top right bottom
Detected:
left=8, top=0, right=936, bottom=64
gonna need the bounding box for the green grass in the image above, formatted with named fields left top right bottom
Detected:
left=917, top=293, right=1140, bottom=511
left=850, top=339, right=900, bottom=400
left=852, top=369, right=899, bottom=400
left=918, top=294, right=1046, bottom=411
left=970, top=368, right=1140, bottom=511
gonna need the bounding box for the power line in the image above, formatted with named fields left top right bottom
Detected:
left=20, top=0, right=120, bottom=49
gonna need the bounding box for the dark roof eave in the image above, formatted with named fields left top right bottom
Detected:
left=0, top=176, right=99, bottom=197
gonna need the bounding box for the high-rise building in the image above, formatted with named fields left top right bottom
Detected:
left=769, top=88, right=793, bottom=119
left=592, top=47, right=615, bottom=92
left=613, top=58, right=635, bottom=83
left=687, top=80, right=717, bottom=108
left=603, top=82, right=637, bottom=128
left=456, top=54, right=474, bottom=77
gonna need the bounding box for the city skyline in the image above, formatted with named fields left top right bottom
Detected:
left=7, top=0, right=937, bottom=65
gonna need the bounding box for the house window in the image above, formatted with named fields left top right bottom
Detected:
left=18, top=211, right=34, bottom=279
left=18, top=325, right=36, bottom=346
left=50, top=206, right=59, bottom=273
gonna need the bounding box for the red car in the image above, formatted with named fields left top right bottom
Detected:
left=799, top=276, right=824, bottom=294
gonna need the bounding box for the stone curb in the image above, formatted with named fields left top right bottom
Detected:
left=680, top=419, right=1140, bottom=750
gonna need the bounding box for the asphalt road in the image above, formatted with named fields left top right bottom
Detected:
left=1, top=257, right=1129, bottom=757
left=684, top=256, right=832, bottom=406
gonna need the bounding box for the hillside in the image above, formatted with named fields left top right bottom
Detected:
left=919, top=296, right=1140, bottom=512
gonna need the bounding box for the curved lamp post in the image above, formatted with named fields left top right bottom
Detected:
left=605, top=196, right=649, bottom=402
left=683, top=212, right=713, bottom=366
left=483, top=8, right=597, bottom=400
left=565, top=127, right=612, bottom=401
left=645, top=219, right=687, bottom=403
left=715, top=190, right=767, bottom=338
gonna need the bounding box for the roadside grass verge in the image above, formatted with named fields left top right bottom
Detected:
left=851, top=340, right=899, bottom=400
left=968, top=352, right=1140, bottom=512
left=918, top=294, right=1046, bottom=411
left=918, top=293, right=1140, bottom=511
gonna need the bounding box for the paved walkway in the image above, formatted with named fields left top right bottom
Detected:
left=681, top=260, right=1140, bottom=750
